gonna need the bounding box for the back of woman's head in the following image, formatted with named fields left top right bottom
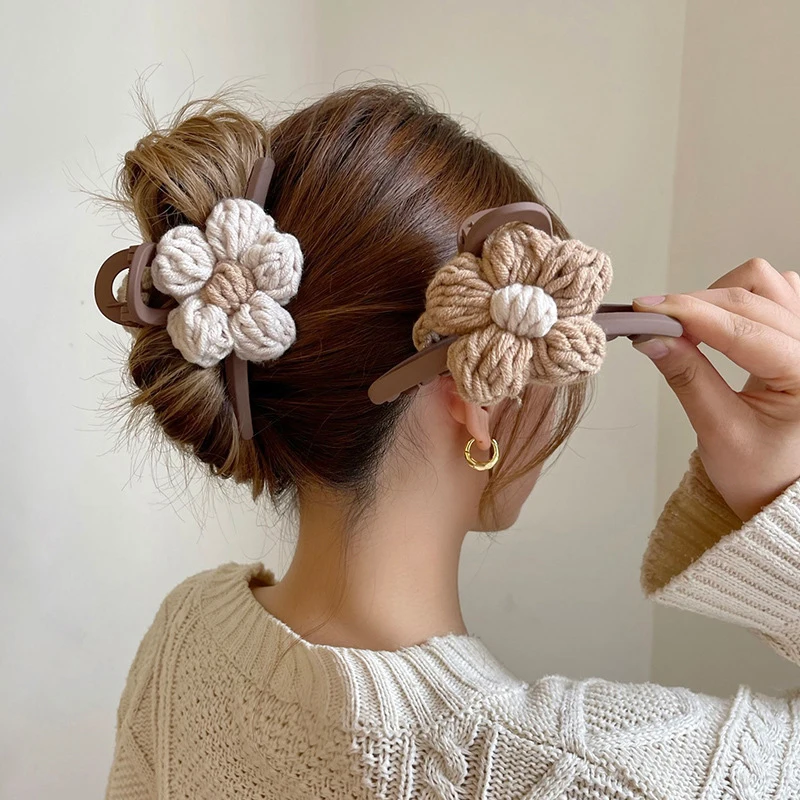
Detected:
left=118, top=84, right=582, bottom=518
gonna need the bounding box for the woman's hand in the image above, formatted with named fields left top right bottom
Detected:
left=632, top=258, right=800, bottom=521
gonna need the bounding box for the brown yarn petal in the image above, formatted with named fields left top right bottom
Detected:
left=481, top=222, right=550, bottom=289
left=541, top=240, right=611, bottom=317
left=412, top=254, right=493, bottom=349
left=529, top=317, right=606, bottom=384
left=447, top=325, right=533, bottom=406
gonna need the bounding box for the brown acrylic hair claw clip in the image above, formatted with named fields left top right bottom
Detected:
left=94, top=156, right=276, bottom=440
left=368, top=202, right=683, bottom=405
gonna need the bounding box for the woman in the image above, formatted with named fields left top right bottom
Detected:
left=101, top=84, right=800, bottom=798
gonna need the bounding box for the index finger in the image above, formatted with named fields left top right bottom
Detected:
left=709, top=258, right=800, bottom=315
left=633, top=294, right=800, bottom=390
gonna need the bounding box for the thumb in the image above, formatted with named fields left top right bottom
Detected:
left=631, top=335, right=739, bottom=437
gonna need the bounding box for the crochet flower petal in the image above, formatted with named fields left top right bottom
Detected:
left=152, top=226, right=215, bottom=301
left=165, top=296, right=233, bottom=368
left=541, top=239, right=611, bottom=317
left=412, top=254, right=493, bottom=350
left=529, top=317, right=606, bottom=384
left=446, top=325, right=533, bottom=406
left=205, top=199, right=275, bottom=262
left=229, top=290, right=297, bottom=363
left=481, top=222, right=550, bottom=289
left=243, top=231, right=303, bottom=306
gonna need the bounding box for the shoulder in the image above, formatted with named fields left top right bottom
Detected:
left=158, top=561, right=271, bottom=617
left=119, top=563, right=267, bottom=689
left=133, top=562, right=269, bottom=661
left=496, top=676, right=800, bottom=798
left=485, top=674, right=726, bottom=769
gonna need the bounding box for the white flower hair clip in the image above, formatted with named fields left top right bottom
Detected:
left=94, top=156, right=297, bottom=440
left=151, top=197, right=302, bottom=368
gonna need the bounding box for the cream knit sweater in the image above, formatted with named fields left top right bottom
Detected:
left=106, top=455, right=800, bottom=799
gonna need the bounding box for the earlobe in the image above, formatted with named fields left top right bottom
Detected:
left=463, top=403, right=492, bottom=452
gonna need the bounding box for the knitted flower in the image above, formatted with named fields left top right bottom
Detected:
left=413, top=222, right=612, bottom=405
left=150, top=198, right=303, bottom=368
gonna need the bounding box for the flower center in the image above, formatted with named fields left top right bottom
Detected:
left=489, top=284, right=558, bottom=338
left=201, top=261, right=256, bottom=314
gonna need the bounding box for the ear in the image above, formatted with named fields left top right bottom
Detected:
left=443, top=379, right=492, bottom=450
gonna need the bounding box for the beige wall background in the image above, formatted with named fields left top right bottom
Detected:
left=1, top=2, right=796, bottom=798
left=652, top=0, right=800, bottom=696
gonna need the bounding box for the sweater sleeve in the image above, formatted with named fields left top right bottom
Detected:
left=641, top=451, right=800, bottom=665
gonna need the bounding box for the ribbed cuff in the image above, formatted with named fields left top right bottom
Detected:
left=646, top=461, right=800, bottom=664
left=641, top=451, right=741, bottom=595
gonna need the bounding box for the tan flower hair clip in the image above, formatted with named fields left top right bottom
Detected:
left=412, top=220, right=612, bottom=405
left=368, top=203, right=682, bottom=405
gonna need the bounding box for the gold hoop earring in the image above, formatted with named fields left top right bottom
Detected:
left=464, top=438, right=500, bottom=471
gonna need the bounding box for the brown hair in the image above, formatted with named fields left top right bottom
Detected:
left=116, top=84, right=588, bottom=525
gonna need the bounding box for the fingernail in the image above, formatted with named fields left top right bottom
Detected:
left=632, top=337, right=670, bottom=360
left=634, top=295, right=666, bottom=307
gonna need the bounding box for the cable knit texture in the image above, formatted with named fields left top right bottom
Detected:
left=106, top=472, right=800, bottom=799
left=150, top=198, right=303, bottom=367
left=412, top=222, right=612, bottom=405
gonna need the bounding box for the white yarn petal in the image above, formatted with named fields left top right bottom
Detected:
left=229, top=290, right=297, bottom=363
left=165, top=296, right=234, bottom=368
left=152, top=226, right=215, bottom=301
left=244, top=231, right=303, bottom=305
left=205, top=199, right=275, bottom=262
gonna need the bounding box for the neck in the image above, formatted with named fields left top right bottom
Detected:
left=255, top=483, right=470, bottom=651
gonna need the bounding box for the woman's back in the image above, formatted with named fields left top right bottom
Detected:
left=108, top=481, right=800, bottom=800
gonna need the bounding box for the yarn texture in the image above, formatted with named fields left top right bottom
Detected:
left=149, top=198, right=303, bottom=367
left=106, top=466, right=800, bottom=799
left=413, top=222, right=612, bottom=405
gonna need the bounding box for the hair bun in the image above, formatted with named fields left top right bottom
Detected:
left=119, top=100, right=271, bottom=495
